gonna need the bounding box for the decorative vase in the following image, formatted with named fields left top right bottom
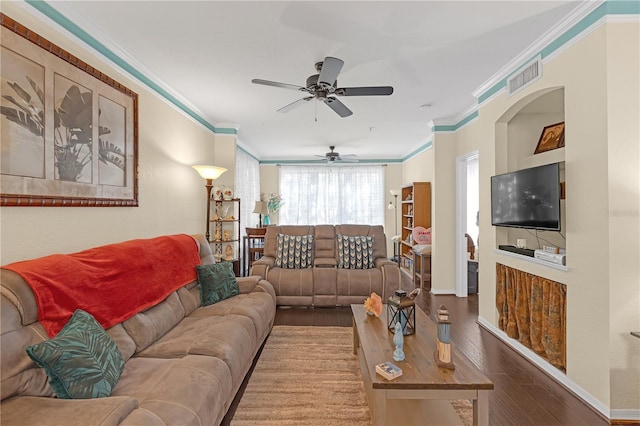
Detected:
left=222, top=185, right=233, bottom=200
left=262, top=215, right=270, bottom=226
left=212, top=186, right=222, bottom=200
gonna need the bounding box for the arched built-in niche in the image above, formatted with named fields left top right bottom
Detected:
left=494, top=86, right=566, bottom=253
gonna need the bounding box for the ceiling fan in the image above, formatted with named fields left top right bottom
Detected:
left=315, top=146, right=359, bottom=163
left=252, top=56, right=393, bottom=118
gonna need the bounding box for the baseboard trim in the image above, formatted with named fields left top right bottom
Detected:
left=477, top=316, right=612, bottom=420
left=611, top=409, right=640, bottom=422
left=430, top=289, right=456, bottom=295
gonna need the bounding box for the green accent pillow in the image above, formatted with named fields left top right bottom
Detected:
left=196, top=262, right=240, bottom=306
left=25, top=309, right=124, bottom=399
left=336, top=234, right=375, bottom=269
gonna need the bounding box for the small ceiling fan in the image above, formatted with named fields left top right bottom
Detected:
left=252, top=56, right=393, bottom=118
left=315, top=146, right=359, bottom=163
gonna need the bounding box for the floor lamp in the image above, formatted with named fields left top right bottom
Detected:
left=388, top=189, right=400, bottom=261
left=192, top=165, right=227, bottom=242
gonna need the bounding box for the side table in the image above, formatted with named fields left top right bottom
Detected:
left=412, top=250, right=431, bottom=289
left=243, top=228, right=266, bottom=276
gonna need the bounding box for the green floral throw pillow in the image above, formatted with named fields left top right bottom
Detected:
left=337, top=234, right=375, bottom=269
left=25, top=309, right=124, bottom=399
left=196, top=262, right=240, bottom=306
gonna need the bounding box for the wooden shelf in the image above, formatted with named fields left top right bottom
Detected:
left=494, top=248, right=568, bottom=272
left=399, top=182, right=431, bottom=285
left=209, top=198, right=241, bottom=271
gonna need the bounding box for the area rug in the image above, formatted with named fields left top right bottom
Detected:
left=231, top=326, right=473, bottom=425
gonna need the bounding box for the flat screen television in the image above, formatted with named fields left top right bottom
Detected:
left=491, top=162, right=561, bottom=231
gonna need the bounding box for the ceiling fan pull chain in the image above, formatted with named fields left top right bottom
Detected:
left=315, top=99, right=318, bottom=122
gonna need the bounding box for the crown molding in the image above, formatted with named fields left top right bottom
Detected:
left=430, top=103, right=479, bottom=131
left=473, top=1, right=604, bottom=100
left=401, top=139, right=433, bottom=163
left=22, top=0, right=235, bottom=135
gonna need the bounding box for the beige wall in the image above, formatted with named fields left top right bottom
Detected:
left=605, top=22, right=640, bottom=411
left=0, top=4, right=223, bottom=264
left=414, top=21, right=640, bottom=413
left=402, top=147, right=433, bottom=184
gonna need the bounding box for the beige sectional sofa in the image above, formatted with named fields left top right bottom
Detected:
left=251, top=224, right=401, bottom=306
left=0, top=234, right=276, bottom=426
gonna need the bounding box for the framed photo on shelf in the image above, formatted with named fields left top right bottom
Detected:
left=534, top=121, right=565, bottom=154
left=0, top=14, right=138, bottom=206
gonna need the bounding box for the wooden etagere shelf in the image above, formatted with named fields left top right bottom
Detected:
left=208, top=198, right=241, bottom=275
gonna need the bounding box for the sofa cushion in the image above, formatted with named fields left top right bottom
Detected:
left=112, top=355, right=232, bottom=426
left=336, top=235, right=375, bottom=269
left=196, top=262, right=239, bottom=306
left=275, top=234, right=314, bottom=269
left=122, top=292, right=186, bottom=353
left=25, top=310, right=124, bottom=399
left=188, top=291, right=276, bottom=345
left=135, top=314, right=257, bottom=387
left=0, top=395, right=139, bottom=426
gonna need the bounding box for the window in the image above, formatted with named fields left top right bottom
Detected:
left=279, top=165, right=385, bottom=225
left=235, top=147, right=261, bottom=257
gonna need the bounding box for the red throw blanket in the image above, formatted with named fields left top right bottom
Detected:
left=3, top=234, right=202, bottom=337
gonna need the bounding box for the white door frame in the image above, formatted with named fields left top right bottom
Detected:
left=455, top=151, right=479, bottom=297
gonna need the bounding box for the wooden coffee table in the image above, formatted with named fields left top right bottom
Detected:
left=352, top=304, right=493, bottom=426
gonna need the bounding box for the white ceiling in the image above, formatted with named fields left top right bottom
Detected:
left=47, top=1, right=585, bottom=162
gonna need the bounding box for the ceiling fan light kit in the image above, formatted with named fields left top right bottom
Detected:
left=314, top=146, right=359, bottom=164
left=252, top=56, right=393, bottom=118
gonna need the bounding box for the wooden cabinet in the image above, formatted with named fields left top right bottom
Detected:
left=209, top=198, right=241, bottom=275
left=399, top=182, right=431, bottom=284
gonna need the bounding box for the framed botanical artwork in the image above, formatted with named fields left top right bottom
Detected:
left=0, top=14, right=138, bottom=206
left=534, top=121, right=565, bottom=154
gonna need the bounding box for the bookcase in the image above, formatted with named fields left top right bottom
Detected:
left=399, top=182, right=431, bottom=283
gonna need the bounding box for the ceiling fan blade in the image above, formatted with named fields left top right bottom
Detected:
left=336, top=86, right=394, bottom=96
left=323, top=97, right=352, bottom=117
left=340, top=154, right=357, bottom=158
left=277, top=96, right=314, bottom=113
left=318, top=57, right=344, bottom=89
left=252, top=79, right=306, bottom=92
left=338, top=158, right=359, bottom=163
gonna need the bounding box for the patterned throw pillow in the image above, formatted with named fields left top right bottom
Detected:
left=337, top=235, right=375, bottom=269
left=196, top=262, right=240, bottom=306
left=275, top=234, right=314, bottom=269
left=25, top=309, right=124, bottom=399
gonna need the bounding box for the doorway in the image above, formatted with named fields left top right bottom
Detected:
left=455, top=151, right=479, bottom=297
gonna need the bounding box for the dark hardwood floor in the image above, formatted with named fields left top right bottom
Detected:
left=224, top=280, right=610, bottom=425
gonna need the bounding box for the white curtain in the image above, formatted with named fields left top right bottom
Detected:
left=466, top=155, right=479, bottom=246
left=235, top=147, right=261, bottom=256
left=279, top=165, right=385, bottom=225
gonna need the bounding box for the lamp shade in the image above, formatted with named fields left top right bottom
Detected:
left=388, top=201, right=396, bottom=210
left=192, top=165, right=227, bottom=180
left=390, top=189, right=401, bottom=196
left=253, top=201, right=268, bottom=215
